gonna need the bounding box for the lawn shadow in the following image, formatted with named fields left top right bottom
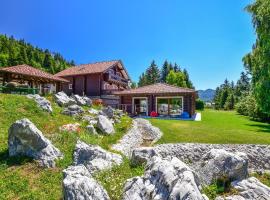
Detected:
left=0, top=149, right=33, bottom=167
left=247, top=124, right=270, bottom=133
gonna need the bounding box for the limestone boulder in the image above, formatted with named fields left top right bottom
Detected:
left=216, top=177, right=270, bottom=200
left=8, top=118, right=62, bottom=167
left=54, top=91, right=76, bottom=107
left=131, top=147, right=159, bottom=165
left=62, top=105, right=84, bottom=116
left=27, top=94, right=52, bottom=113
left=73, top=141, right=122, bottom=174
left=135, top=118, right=163, bottom=144
left=197, top=149, right=248, bottom=185
left=101, top=106, right=114, bottom=118
left=73, top=95, right=92, bottom=106
left=123, top=156, right=208, bottom=200
left=63, top=164, right=110, bottom=200
left=97, top=115, right=115, bottom=135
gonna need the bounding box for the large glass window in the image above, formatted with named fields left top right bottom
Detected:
left=157, top=97, right=183, bottom=117
left=157, top=98, right=169, bottom=116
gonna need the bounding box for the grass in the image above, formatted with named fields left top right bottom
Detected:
left=0, top=94, right=141, bottom=200
left=149, top=109, right=270, bottom=144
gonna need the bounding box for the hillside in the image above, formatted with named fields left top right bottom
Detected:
left=197, top=89, right=215, bottom=102
left=0, top=34, right=74, bottom=74
left=0, top=94, right=142, bottom=200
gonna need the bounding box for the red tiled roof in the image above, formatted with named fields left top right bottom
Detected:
left=113, top=83, right=195, bottom=95
left=54, top=60, right=129, bottom=79
left=0, top=65, right=69, bottom=82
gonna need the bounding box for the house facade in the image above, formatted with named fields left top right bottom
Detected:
left=114, top=83, right=196, bottom=118
left=0, top=64, right=68, bottom=94
left=54, top=60, right=130, bottom=106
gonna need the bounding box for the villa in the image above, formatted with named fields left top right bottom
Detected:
left=0, top=60, right=196, bottom=117
left=114, top=83, right=196, bottom=117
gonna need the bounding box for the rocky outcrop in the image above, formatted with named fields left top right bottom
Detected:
left=216, top=177, right=270, bottom=200
left=62, top=105, right=84, bottom=116
left=60, top=123, right=80, bottom=132
left=112, top=119, right=163, bottom=157
left=8, top=118, right=62, bottom=167
left=27, top=94, right=52, bottom=113
left=54, top=91, right=76, bottom=107
left=101, top=106, right=114, bottom=118
left=73, top=95, right=92, bottom=106
left=131, top=147, right=159, bottom=166
left=63, top=165, right=110, bottom=200
left=153, top=143, right=270, bottom=173
left=97, top=115, right=115, bottom=135
left=73, top=141, right=122, bottom=174
left=123, top=156, right=208, bottom=200
left=197, top=149, right=248, bottom=185
left=135, top=118, right=163, bottom=144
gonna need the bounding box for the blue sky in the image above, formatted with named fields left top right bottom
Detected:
left=0, top=0, right=255, bottom=90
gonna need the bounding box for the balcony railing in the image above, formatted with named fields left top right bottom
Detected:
left=104, top=73, right=128, bottom=86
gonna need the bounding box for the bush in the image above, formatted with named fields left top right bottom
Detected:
left=196, top=99, right=204, bottom=110
left=236, top=94, right=270, bottom=122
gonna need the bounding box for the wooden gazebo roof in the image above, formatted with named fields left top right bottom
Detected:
left=0, top=65, right=69, bottom=83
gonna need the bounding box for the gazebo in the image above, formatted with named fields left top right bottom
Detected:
left=0, top=64, right=69, bottom=94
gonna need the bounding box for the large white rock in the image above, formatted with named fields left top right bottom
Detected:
left=101, top=106, right=114, bottom=118
left=216, top=177, right=270, bottom=200
left=123, top=156, right=208, bottom=200
left=62, top=105, right=84, bottom=116
left=54, top=91, right=76, bottom=107
left=73, top=141, right=122, bottom=174
left=97, top=115, right=115, bottom=135
left=27, top=94, right=52, bottom=113
left=73, top=95, right=92, bottom=106
left=197, top=149, right=248, bottom=185
left=131, top=147, right=159, bottom=166
left=63, top=165, right=110, bottom=200
left=135, top=118, right=163, bottom=144
left=8, top=118, right=62, bottom=167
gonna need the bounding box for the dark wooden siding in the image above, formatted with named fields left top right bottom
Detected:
left=61, top=77, right=73, bottom=95
left=119, top=93, right=195, bottom=117
left=85, top=74, right=100, bottom=96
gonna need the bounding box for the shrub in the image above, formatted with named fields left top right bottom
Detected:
left=196, top=99, right=204, bottom=110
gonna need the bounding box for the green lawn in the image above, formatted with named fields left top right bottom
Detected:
left=149, top=109, right=270, bottom=144
left=0, top=94, right=143, bottom=200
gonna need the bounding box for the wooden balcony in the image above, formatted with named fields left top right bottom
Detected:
left=104, top=73, right=128, bottom=86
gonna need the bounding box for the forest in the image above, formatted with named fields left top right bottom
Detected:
left=214, top=0, right=270, bottom=122
left=0, top=34, right=75, bottom=74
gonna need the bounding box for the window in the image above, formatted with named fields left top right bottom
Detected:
left=156, top=97, right=183, bottom=117
left=69, top=84, right=73, bottom=90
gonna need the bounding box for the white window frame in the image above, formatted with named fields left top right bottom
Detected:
left=69, top=84, right=73, bottom=90
left=132, top=97, right=148, bottom=115
left=155, top=96, right=184, bottom=116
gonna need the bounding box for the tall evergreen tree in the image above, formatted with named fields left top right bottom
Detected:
left=183, top=69, right=194, bottom=89
left=161, top=60, right=173, bottom=82
left=145, top=60, right=160, bottom=85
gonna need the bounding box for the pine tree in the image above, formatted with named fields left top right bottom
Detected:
left=183, top=69, right=194, bottom=89
left=145, top=60, right=160, bottom=85
left=161, top=60, right=172, bottom=82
